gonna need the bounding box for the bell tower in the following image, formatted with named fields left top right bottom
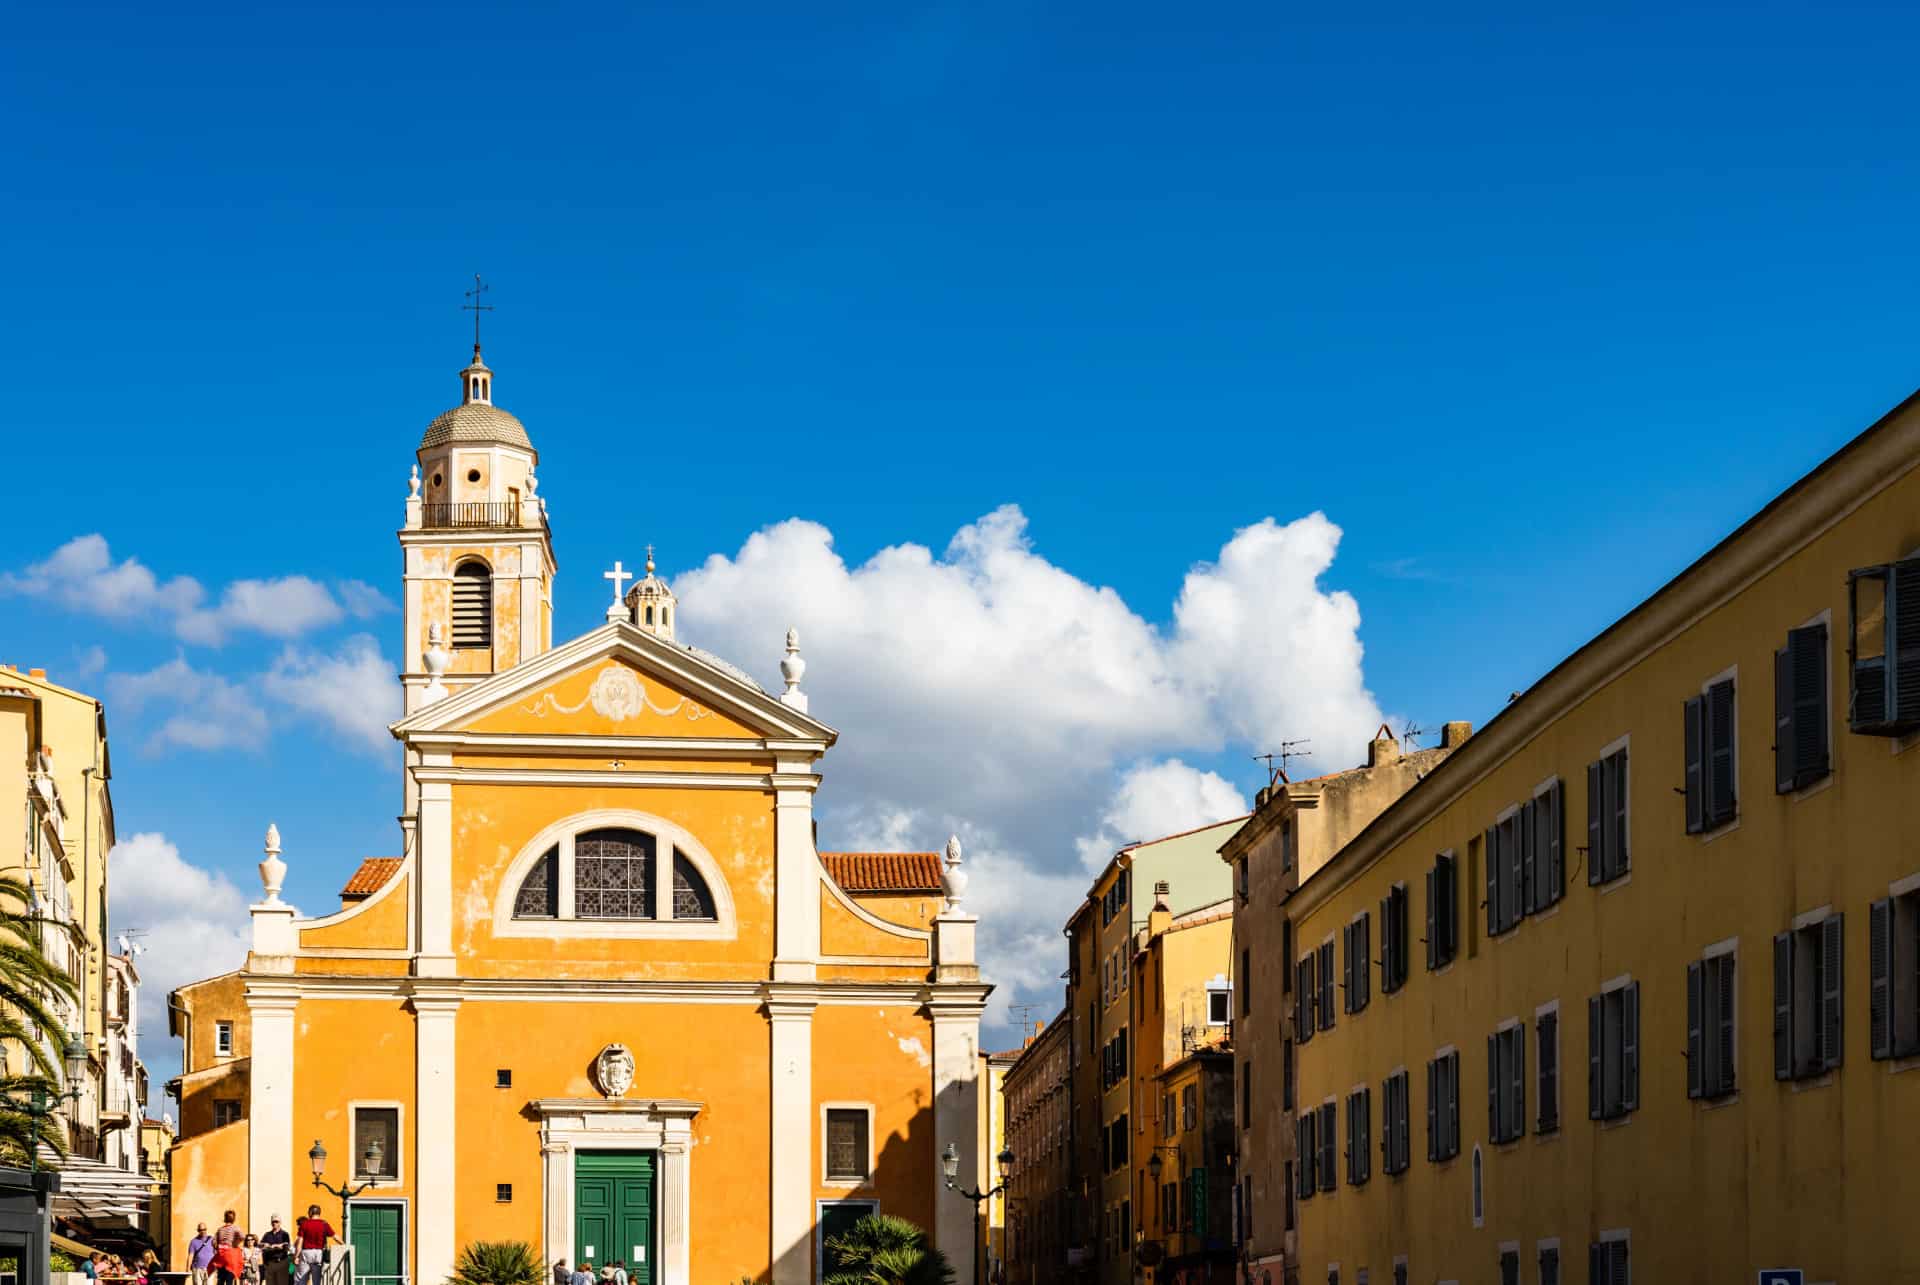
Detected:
left=399, top=336, right=557, bottom=718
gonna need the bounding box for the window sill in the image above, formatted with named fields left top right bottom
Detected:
left=1887, top=1053, right=1920, bottom=1074
left=823, top=1177, right=873, bottom=1190
left=1595, top=871, right=1632, bottom=896
left=1530, top=902, right=1564, bottom=926
left=1789, top=1072, right=1835, bottom=1093
left=1533, top=1124, right=1559, bottom=1141
left=1694, top=1091, right=1741, bottom=1111
left=1785, top=773, right=1836, bottom=804
left=1597, top=1112, right=1635, bottom=1131
left=1700, top=817, right=1742, bottom=845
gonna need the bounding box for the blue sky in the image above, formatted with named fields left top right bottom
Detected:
left=6, top=1, right=1920, bottom=1067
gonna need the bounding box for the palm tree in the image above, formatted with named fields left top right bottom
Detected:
left=822, top=1214, right=955, bottom=1285
left=0, top=874, right=81, bottom=1166
left=446, top=1241, right=544, bottom=1285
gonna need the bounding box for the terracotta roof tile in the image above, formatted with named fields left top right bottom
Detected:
left=340, top=857, right=403, bottom=898
left=819, top=852, right=944, bottom=893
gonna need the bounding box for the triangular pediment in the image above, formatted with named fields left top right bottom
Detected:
left=392, top=621, right=837, bottom=746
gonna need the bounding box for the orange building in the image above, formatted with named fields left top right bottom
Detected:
left=166, top=341, right=990, bottom=1285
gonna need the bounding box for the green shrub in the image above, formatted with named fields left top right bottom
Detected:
left=447, top=1241, right=543, bottom=1285
left=822, top=1214, right=955, bottom=1285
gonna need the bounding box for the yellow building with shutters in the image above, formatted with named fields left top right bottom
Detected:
left=165, top=340, right=991, bottom=1285
left=1246, top=391, right=1920, bottom=1284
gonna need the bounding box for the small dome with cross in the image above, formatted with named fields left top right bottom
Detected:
left=623, top=547, right=677, bottom=640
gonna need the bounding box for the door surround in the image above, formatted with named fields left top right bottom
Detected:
left=535, top=1098, right=699, bottom=1285
left=345, top=1197, right=410, bottom=1285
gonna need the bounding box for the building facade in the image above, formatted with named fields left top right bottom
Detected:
left=1275, top=394, right=1920, bottom=1282
left=1001, top=1012, right=1070, bottom=1285
left=164, top=342, right=991, bottom=1285
left=1220, top=726, right=1470, bottom=1282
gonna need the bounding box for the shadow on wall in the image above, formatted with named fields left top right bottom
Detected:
left=772, top=1082, right=937, bottom=1283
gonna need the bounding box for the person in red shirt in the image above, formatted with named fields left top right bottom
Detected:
left=292, top=1206, right=335, bottom=1285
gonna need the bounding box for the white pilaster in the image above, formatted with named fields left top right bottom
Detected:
left=771, top=763, right=820, bottom=983
left=245, top=987, right=298, bottom=1233
left=413, top=990, right=461, bottom=1285
left=767, top=999, right=814, bottom=1285
left=930, top=996, right=987, bottom=1285
left=659, top=1139, right=692, bottom=1285
left=415, top=754, right=455, bottom=976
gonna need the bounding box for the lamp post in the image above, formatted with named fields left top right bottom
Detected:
left=308, top=1138, right=381, bottom=1259
left=1142, top=1147, right=1183, bottom=1284
left=942, top=1142, right=1014, bottom=1285
left=0, top=1033, right=90, bottom=1174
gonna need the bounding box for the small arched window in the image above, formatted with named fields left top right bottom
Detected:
left=451, top=561, right=492, bottom=650
left=672, top=854, right=716, bottom=920
left=512, top=847, right=558, bottom=918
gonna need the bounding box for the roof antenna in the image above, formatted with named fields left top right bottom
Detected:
left=1252, top=739, right=1311, bottom=786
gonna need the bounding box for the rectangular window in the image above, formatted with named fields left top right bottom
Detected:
left=1498, top=1250, right=1518, bottom=1285
left=1283, top=1039, right=1295, bottom=1111
left=1381, top=884, right=1409, bottom=993
left=1485, top=812, right=1519, bottom=936
left=825, top=1107, right=871, bottom=1182
left=1425, top=1051, right=1460, bottom=1161
left=1587, top=983, right=1640, bottom=1121
left=1380, top=1070, right=1410, bottom=1175
left=1344, top=914, right=1371, bottom=1014
left=1527, top=780, right=1565, bottom=913
left=1183, top=1083, right=1197, bottom=1132
left=496, top=1183, right=513, bottom=1202
left=212, top=1099, right=241, bottom=1129
left=1588, top=1239, right=1629, bottom=1285
left=1242, top=1064, right=1251, bottom=1127
left=1586, top=747, right=1630, bottom=885
left=1683, top=678, right=1737, bottom=834
left=1213, top=986, right=1232, bottom=1027
left=1486, top=1025, right=1525, bottom=1144
left=1426, top=853, right=1457, bottom=970
left=353, top=1106, right=400, bottom=1182
left=1297, top=1112, right=1316, bottom=1201
left=1296, top=952, right=1316, bottom=1043
left=1538, top=1245, right=1560, bottom=1285
left=1536, top=1009, right=1559, bottom=1134
left=1871, top=889, right=1920, bottom=1059
left=1775, top=623, right=1831, bottom=792
left=1847, top=557, right=1920, bottom=735
left=1241, top=947, right=1252, bottom=1017
left=1775, top=914, right=1843, bottom=1079
left=495, top=1068, right=512, bottom=1088
left=1686, top=952, right=1737, bottom=1099
left=215, top=1021, right=233, bottom=1057
left=1316, top=1101, right=1336, bottom=1192
left=1345, top=1087, right=1370, bottom=1186
left=1236, top=856, right=1249, bottom=904
left=1317, top=941, right=1336, bottom=1031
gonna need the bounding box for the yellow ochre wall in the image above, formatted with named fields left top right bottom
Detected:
left=1286, top=414, right=1920, bottom=1283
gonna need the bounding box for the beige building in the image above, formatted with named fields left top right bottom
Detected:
left=1219, top=725, right=1471, bottom=1281
left=1265, top=391, right=1920, bottom=1283
left=1001, top=1012, right=1071, bottom=1285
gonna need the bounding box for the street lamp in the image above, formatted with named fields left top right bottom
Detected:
left=309, top=1137, right=381, bottom=1252
left=942, top=1143, right=1014, bottom=1285
left=0, top=1032, right=90, bottom=1174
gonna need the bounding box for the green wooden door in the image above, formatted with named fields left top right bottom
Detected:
left=348, top=1202, right=404, bottom=1285
left=574, top=1153, right=654, bottom=1285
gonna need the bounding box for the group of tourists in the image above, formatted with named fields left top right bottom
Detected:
left=185, top=1207, right=337, bottom=1285
left=552, top=1258, right=634, bottom=1285
left=80, top=1250, right=160, bottom=1282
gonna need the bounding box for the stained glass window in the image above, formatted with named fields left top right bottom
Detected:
left=672, top=854, right=717, bottom=920
left=575, top=829, right=655, bottom=919
left=512, top=847, right=558, bottom=918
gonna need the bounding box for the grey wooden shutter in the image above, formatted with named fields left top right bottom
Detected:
left=1485, top=825, right=1499, bottom=934
left=1793, top=624, right=1828, bottom=786
left=1610, top=1240, right=1630, bottom=1285
left=1586, top=761, right=1604, bottom=884
left=1425, top=867, right=1438, bottom=970
left=1716, top=955, right=1736, bottom=1095
left=1871, top=898, right=1892, bottom=1060
left=1510, top=1027, right=1525, bottom=1140
left=1706, top=678, right=1736, bottom=826
left=1449, top=1052, right=1462, bottom=1155
left=1426, top=1060, right=1437, bottom=1160
left=1589, top=1244, right=1605, bottom=1285
left=1381, top=894, right=1394, bottom=991
left=1356, top=916, right=1370, bottom=1010
left=1506, top=814, right=1523, bottom=927
left=1622, top=983, right=1640, bottom=1110
left=1538, top=1010, right=1557, bottom=1131
left=1686, top=961, right=1704, bottom=1098
left=1519, top=799, right=1537, bottom=915
left=1775, top=640, right=1797, bottom=794
left=1821, top=913, right=1844, bottom=1070
left=1398, top=1073, right=1411, bottom=1170
left=1895, top=558, right=1920, bottom=723
left=1359, top=1088, right=1370, bottom=1182
left=1588, top=996, right=1602, bottom=1119
left=1320, top=1102, right=1336, bottom=1189
left=1544, top=779, right=1564, bottom=906
left=1320, top=942, right=1335, bottom=1029
left=1296, top=1115, right=1310, bottom=1195
left=1683, top=695, right=1705, bottom=833
left=1611, top=748, right=1629, bottom=875
left=1439, top=854, right=1456, bottom=959
left=1344, top=1092, right=1354, bottom=1182
left=1341, top=924, right=1352, bottom=1014
left=1487, top=1033, right=1499, bottom=1139
left=1774, top=931, right=1794, bottom=1080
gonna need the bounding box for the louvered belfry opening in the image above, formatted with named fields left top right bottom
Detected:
left=451, top=560, right=492, bottom=649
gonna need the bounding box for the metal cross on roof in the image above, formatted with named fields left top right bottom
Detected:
left=604, top=560, right=634, bottom=604
left=462, top=273, right=493, bottom=350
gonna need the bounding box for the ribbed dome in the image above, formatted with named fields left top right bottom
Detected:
left=419, top=401, right=533, bottom=452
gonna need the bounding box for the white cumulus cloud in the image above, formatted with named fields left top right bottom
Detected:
left=177, top=576, right=344, bottom=645
left=108, top=658, right=271, bottom=753
left=1073, top=759, right=1248, bottom=873
left=109, top=832, right=252, bottom=1086
left=262, top=634, right=402, bottom=755
left=0, top=534, right=204, bottom=622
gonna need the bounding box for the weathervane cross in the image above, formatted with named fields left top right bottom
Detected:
left=462, top=273, right=493, bottom=349
left=604, top=560, right=634, bottom=604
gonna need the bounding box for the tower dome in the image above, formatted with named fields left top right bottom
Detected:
left=623, top=547, right=677, bottom=641
left=419, top=347, right=535, bottom=454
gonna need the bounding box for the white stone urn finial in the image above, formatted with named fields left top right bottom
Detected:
left=525, top=469, right=538, bottom=496
left=779, top=627, right=809, bottom=712
left=259, top=823, right=287, bottom=904
left=941, top=834, right=967, bottom=911
left=408, top=464, right=421, bottom=498
left=422, top=623, right=452, bottom=705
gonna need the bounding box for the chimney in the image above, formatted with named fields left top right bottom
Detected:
left=1148, top=881, right=1172, bottom=939
left=1442, top=720, right=1473, bottom=749
left=1368, top=724, right=1402, bottom=767
left=28, top=668, right=44, bottom=679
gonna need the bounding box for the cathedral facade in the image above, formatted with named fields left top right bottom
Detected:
left=167, top=343, right=990, bottom=1285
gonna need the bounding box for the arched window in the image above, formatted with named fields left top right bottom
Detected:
left=672, top=854, right=716, bottom=920
left=512, top=847, right=557, bottom=918
left=575, top=828, right=655, bottom=919
left=451, top=561, right=492, bottom=650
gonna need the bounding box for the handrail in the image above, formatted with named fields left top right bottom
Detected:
left=320, top=1243, right=353, bottom=1285
left=420, top=501, right=536, bottom=530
